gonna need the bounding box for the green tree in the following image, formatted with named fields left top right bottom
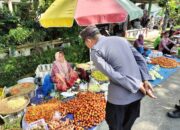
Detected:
left=159, top=0, right=179, bottom=30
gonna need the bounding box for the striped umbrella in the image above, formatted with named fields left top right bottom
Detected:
left=39, top=0, right=128, bottom=28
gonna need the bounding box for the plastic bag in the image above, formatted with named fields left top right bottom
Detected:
left=42, top=74, right=54, bottom=96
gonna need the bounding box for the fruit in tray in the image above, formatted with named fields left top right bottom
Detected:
left=10, top=88, right=20, bottom=95
left=9, top=83, right=35, bottom=96
left=25, top=93, right=106, bottom=129
left=7, top=96, right=27, bottom=109
left=91, top=71, right=109, bottom=81
left=151, top=57, right=178, bottom=68
left=25, top=99, right=62, bottom=123
left=88, top=84, right=101, bottom=92
left=64, top=92, right=106, bottom=128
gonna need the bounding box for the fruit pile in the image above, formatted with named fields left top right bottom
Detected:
left=91, top=70, right=109, bottom=81
left=25, top=99, right=62, bottom=123
left=88, top=84, right=101, bottom=92
left=64, top=92, right=106, bottom=129
left=151, top=57, right=178, bottom=68
left=25, top=93, right=106, bottom=129
left=10, top=83, right=36, bottom=95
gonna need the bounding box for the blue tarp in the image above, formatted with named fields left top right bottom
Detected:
left=149, top=57, right=180, bottom=87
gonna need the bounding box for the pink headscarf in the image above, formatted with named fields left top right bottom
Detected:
left=54, top=52, right=69, bottom=78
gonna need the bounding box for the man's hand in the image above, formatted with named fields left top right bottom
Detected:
left=139, top=82, right=146, bottom=95
left=144, top=81, right=153, bottom=91
left=143, top=81, right=157, bottom=99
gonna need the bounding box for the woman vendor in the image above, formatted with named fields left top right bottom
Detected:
left=51, top=51, right=78, bottom=91
left=158, top=31, right=176, bottom=54
left=134, top=34, right=151, bottom=56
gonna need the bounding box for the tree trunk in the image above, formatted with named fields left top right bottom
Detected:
left=7, top=0, right=13, bottom=13
left=162, top=7, right=169, bottom=31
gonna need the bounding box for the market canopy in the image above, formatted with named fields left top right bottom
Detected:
left=117, top=0, right=143, bottom=21
left=39, top=0, right=128, bottom=28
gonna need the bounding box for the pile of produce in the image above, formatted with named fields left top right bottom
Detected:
left=25, top=92, right=106, bottom=129
left=91, top=70, right=109, bottom=81
left=2, top=117, right=22, bottom=130
left=9, top=83, right=36, bottom=96
left=64, top=92, right=106, bottom=129
left=88, top=84, right=101, bottom=92
left=25, top=99, right=62, bottom=123
left=151, top=57, right=178, bottom=68
left=7, top=97, right=27, bottom=109
left=148, top=65, right=163, bottom=80
left=0, top=95, right=29, bottom=115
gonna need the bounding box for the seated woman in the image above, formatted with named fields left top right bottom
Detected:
left=158, top=31, right=176, bottom=54
left=51, top=51, right=78, bottom=91
left=134, top=34, right=151, bottom=56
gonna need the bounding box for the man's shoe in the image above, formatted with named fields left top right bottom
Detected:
left=167, top=110, right=180, bottom=118
left=175, top=104, right=180, bottom=110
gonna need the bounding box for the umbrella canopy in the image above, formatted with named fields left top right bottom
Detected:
left=39, top=0, right=128, bottom=28
left=117, top=0, right=143, bottom=21
left=39, top=0, right=78, bottom=27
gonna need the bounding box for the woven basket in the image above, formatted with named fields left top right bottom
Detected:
left=9, top=83, right=36, bottom=96
left=0, top=95, right=30, bottom=115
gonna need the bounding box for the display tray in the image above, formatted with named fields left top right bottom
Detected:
left=0, top=95, right=30, bottom=115
left=8, top=83, right=36, bottom=96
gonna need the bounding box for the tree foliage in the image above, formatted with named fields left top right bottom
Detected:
left=158, top=0, right=180, bottom=28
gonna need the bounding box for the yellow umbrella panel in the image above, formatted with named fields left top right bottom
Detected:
left=39, top=0, right=78, bottom=28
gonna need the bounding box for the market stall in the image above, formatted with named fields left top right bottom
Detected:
left=0, top=64, right=110, bottom=130
left=0, top=54, right=180, bottom=129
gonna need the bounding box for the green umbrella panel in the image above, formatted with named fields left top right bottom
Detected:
left=117, top=0, right=143, bottom=21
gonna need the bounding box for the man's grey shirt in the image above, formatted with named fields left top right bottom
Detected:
left=91, top=36, right=151, bottom=105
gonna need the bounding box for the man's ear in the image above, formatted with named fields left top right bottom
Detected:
left=86, top=39, right=91, bottom=43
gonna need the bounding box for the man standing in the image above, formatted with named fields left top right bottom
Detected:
left=80, top=26, right=156, bottom=130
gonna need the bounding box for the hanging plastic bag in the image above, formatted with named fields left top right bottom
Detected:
left=42, top=74, right=54, bottom=96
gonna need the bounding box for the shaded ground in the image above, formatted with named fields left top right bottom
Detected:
left=96, top=69, right=180, bottom=130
